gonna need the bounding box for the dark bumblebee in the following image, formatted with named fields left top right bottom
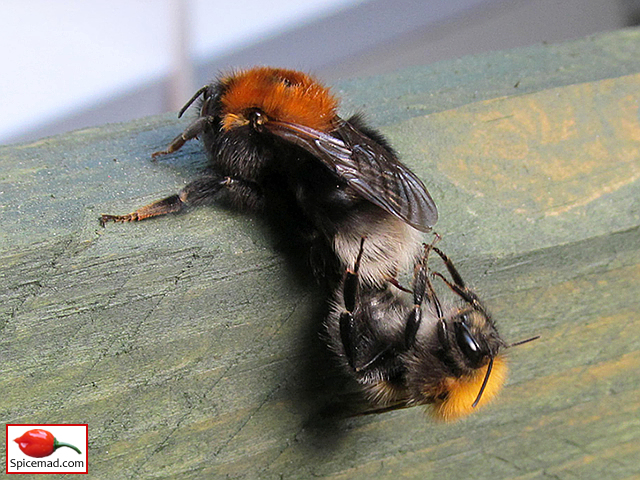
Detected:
left=327, top=239, right=537, bottom=421
left=101, top=67, right=438, bottom=285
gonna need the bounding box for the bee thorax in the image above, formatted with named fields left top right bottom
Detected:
left=333, top=215, right=423, bottom=287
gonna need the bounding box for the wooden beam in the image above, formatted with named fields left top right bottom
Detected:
left=1, top=28, right=639, bottom=478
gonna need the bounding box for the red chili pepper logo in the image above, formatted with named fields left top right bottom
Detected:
left=13, top=429, right=82, bottom=458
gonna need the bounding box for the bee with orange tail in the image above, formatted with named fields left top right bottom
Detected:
left=327, top=239, right=538, bottom=421
left=101, top=67, right=438, bottom=285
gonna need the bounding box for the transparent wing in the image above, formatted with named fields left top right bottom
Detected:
left=265, top=120, right=438, bottom=231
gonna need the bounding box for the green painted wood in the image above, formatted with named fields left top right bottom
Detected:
left=1, top=28, right=639, bottom=479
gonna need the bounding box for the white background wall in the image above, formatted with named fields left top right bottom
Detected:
left=1, top=0, right=638, bottom=144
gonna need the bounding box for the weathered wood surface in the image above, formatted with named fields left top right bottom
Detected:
left=2, top=28, right=640, bottom=479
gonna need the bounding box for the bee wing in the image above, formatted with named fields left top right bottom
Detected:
left=265, top=120, right=438, bottom=232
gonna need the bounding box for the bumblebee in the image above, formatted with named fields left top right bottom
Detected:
left=327, top=239, right=537, bottom=421
left=101, top=67, right=438, bottom=285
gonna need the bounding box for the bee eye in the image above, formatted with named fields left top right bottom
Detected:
left=455, top=322, right=484, bottom=367
left=248, top=109, right=266, bottom=130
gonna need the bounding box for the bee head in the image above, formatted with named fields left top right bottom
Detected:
left=218, top=67, right=338, bottom=132
left=444, top=308, right=503, bottom=369
left=428, top=304, right=537, bottom=421
left=423, top=306, right=507, bottom=421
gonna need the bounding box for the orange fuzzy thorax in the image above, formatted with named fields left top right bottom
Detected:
left=432, top=355, right=508, bottom=421
left=220, top=67, right=339, bottom=132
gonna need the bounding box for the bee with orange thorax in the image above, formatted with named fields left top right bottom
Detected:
left=101, top=67, right=438, bottom=286
left=327, top=239, right=537, bottom=421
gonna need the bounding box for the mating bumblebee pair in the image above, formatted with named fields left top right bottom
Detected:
left=101, top=67, right=535, bottom=421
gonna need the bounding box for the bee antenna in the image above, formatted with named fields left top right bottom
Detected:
left=509, top=335, right=540, bottom=348
left=472, top=356, right=493, bottom=408
left=470, top=336, right=538, bottom=409
left=178, top=86, right=208, bottom=118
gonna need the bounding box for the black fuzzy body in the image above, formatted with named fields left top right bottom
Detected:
left=327, top=242, right=510, bottom=419
left=152, top=78, right=430, bottom=285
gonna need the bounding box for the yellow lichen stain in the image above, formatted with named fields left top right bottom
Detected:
left=411, top=73, right=640, bottom=215
left=620, top=94, right=640, bottom=142
left=586, top=350, right=640, bottom=380
left=545, top=170, right=640, bottom=216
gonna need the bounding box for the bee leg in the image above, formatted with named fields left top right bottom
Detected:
left=339, top=309, right=392, bottom=373
left=100, top=193, right=185, bottom=225
left=387, top=277, right=412, bottom=293
left=100, top=175, right=263, bottom=225
left=404, top=271, right=425, bottom=349
left=339, top=312, right=359, bottom=370
left=177, top=175, right=263, bottom=211
left=405, top=244, right=442, bottom=348
left=151, top=117, right=212, bottom=159
left=339, top=238, right=365, bottom=370
left=430, top=247, right=486, bottom=309
left=431, top=247, right=465, bottom=289
left=337, top=238, right=395, bottom=371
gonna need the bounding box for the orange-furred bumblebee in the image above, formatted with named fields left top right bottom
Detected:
left=327, top=238, right=538, bottom=421
left=101, top=67, right=438, bottom=285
